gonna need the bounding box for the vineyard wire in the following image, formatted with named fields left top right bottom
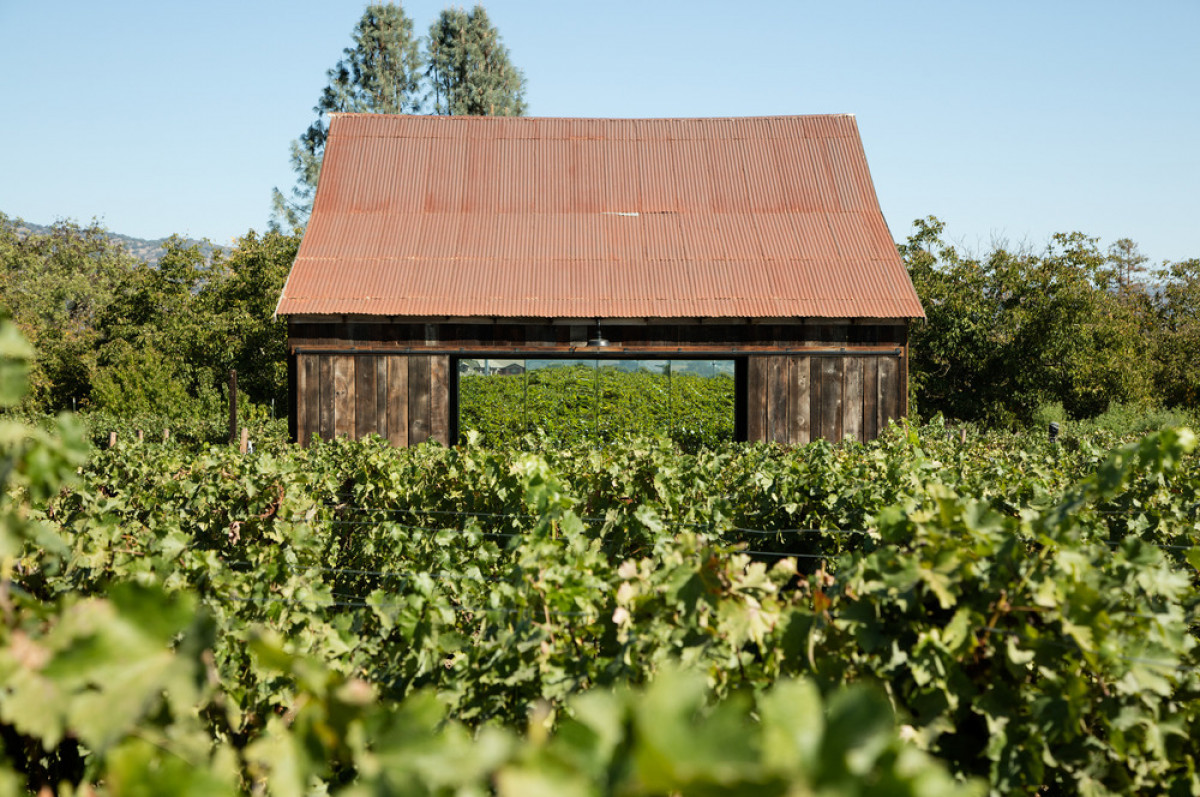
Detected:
left=280, top=512, right=1195, bottom=553
left=317, top=505, right=1200, bottom=540
left=297, top=506, right=874, bottom=536
left=220, top=594, right=601, bottom=618
left=208, top=595, right=1200, bottom=676
left=213, top=544, right=837, bottom=579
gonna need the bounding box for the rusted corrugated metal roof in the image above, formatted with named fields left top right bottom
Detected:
left=276, top=114, right=924, bottom=319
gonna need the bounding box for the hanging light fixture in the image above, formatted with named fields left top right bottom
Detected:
left=587, top=318, right=609, bottom=347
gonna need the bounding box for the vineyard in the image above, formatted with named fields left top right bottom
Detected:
left=3, top=328, right=1200, bottom=793
left=458, top=361, right=735, bottom=449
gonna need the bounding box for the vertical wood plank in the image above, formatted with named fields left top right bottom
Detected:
left=408, top=355, right=432, bottom=444
left=375, top=357, right=388, bottom=441
left=788, top=356, right=811, bottom=445
left=387, top=356, right=409, bottom=447
left=332, top=355, right=356, bottom=439
left=808, top=357, right=823, bottom=441
left=430, top=355, right=450, bottom=445
left=842, top=356, right=864, bottom=443
left=300, top=354, right=320, bottom=446
left=833, top=358, right=846, bottom=442
left=878, top=356, right=900, bottom=430
left=767, top=356, right=788, bottom=444
left=819, top=357, right=843, bottom=441
left=746, top=356, right=767, bottom=442
left=356, top=354, right=377, bottom=439
left=899, top=341, right=910, bottom=419
left=863, top=357, right=879, bottom=441
left=318, top=355, right=334, bottom=442
left=292, top=355, right=304, bottom=444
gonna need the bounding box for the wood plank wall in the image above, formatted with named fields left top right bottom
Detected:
left=745, top=354, right=903, bottom=445
left=290, top=321, right=909, bottom=447
left=297, top=353, right=450, bottom=446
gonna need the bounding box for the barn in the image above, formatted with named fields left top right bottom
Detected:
left=275, top=113, right=924, bottom=446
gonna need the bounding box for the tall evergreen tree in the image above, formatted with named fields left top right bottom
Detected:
left=426, top=5, right=527, bottom=116
left=272, top=3, right=423, bottom=230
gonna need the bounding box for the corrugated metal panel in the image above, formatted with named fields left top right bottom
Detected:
left=279, top=259, right=921, bottom=318
left=277, top=114, right=924, bottom=320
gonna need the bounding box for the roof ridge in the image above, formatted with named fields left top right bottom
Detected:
left=327, top=112, right=858, bottom=121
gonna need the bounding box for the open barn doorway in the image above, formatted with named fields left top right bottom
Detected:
left=455, top=357, right=738, bottom=449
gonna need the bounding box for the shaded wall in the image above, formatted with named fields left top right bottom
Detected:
left=289, top=320, right=908, bottom=446
left=746, top=354, right=902, bottom=445
left=295, top=353, right=450, bottom=447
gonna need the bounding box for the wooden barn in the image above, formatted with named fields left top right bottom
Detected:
left=275, top=114, right=924, bottom=446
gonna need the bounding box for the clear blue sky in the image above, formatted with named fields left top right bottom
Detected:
left=2, top=1, right=1197, bottom=265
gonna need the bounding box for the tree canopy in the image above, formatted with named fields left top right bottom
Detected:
left=272, top=3, right=423, bottom=230
left=900, top=217, right=1197, bottom=426
left=272, top=2, right=527, bottom=230
left=0, top=214, right=138, bottom=409
left=426, top=5, right=527, bottom=116
left=0, top=213, right=298, bottom=421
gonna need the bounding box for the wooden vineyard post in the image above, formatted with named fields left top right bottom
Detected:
left=108, top=431, right=117, bottom=449
left=228, top=369, right=238, bottom=445
left=239, top=427, right=249, bottom=454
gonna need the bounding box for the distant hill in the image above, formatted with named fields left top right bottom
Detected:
left=9, top=218, right=225, bottom=264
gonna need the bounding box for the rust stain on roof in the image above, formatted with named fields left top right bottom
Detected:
left=276, top=114, right=924, bottom=319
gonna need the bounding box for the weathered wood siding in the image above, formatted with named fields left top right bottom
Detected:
left=290, top=320, right=908, bottom=447
left=743, top=353, right=905, bottom=445
left=296, top=353, right=451, bottom=446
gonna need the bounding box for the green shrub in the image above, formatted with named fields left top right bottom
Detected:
left=1032, top=400, right=1200, bottom=444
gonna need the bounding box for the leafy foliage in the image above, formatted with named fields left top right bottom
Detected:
left=901, top=217, right=1166, bottom=425
left=426, top=5, right=527, bottom=116
left=0, top=212, right=140, bottom=409
left=1154, top=257, right=1200, bottom=408
left=460, top=362, right=734, bottom=450
left=272, top=3, right=423, bottom=229
left=0, top=326, right=987, bottom=792
left=901, top=217, right=1200, bottom=427
left=0, top=214, right=299, bottom=418
left=2, top=397, right=1196, bottom=792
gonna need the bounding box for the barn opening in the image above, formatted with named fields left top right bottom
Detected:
left=456, top=357, right=737, bottom=448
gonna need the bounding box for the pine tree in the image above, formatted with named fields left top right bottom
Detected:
left=272, top=3, right=423, bottom=230
left=426, top=5, right=527, bottom=117
left=1106, top=237, right=1149, bottom=294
